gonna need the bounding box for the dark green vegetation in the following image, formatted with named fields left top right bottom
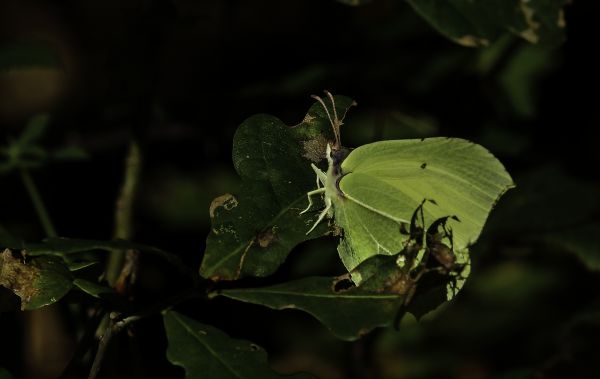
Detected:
left=1, top=1, right=598, bottom=378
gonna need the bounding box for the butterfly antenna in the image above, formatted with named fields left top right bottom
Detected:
left=325, top=90, right=343, bottom=149
left=311, top=92, right=341, bottom=149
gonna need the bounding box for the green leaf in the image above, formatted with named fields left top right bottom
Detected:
left=220, top=276, right=405, bottom=341
left=163, top=311, right=313, bottom=379
left=73, top=279, right=114, bottom=298
left=539, top=224, right=600, bottom=272
left=406, top=0, right=567, bottom=47
left=18, top=114, right=50, bottom=146
left=0, top=42, right=61, bottom=71
left=200, top=96, right=356, bottom=281
left=23, top=237, right=189, bottom=276
left=499, top=45, right=557, bottom=118
left=0, top=368, right=15, bottom=379
left=0, top=249, right=73, bottom=310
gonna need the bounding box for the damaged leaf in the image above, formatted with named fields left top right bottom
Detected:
left=220, top=276, right=405, bottom=340
left=163, top=311, right=313, bottom=379
left=21, top=237, right=189, bottom=276
left=0, top=249, right=72, bottom=310
left=200, top=96, right=356, bottom=281
left=406, top=0, right=568, bottom=47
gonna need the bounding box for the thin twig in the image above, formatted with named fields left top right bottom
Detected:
left=20, top=168, right=57, bottom=238
left=87, top=315, right=116, bottom=379
left=106, top=141, right=142, bottom=286
left=86, top=290, right=201, bottom=379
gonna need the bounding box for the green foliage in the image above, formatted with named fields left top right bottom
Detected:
left=0, top=115, right=87, bottom=174
left=220, top=276, right=405, bottom=341
left=0, top=0, right=589, bottom=376
left=406, top=0, right=568, bottom=47
left=0, top=250, right=72, bottom=310
left=200, top=96, right=355, bottom=281
left=163, top=311, right=314, bottom=379
left=0, top=237, right=186, bottom=309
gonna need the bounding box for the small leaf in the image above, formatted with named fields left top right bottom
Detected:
left=18, top=114, right=50, bottom=146
left=406, top=0, right=568, bottom=47
left=73, top=279, right=114, bottom=298
left=220, top=276, right=405, bottom=341
left=163, top=311, right=313, bottom=379
left=24, top=237, right=190, bottom=276
left=200, top=96, right=356, bottom=281
left=0, top=249, right=73, bottom=310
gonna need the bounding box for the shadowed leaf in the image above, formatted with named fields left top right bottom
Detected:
left=73, top=278, right=114, bottom=298
left=406, top=0, right=567, bottom=47
left=0, top=249, right=73, bottom=310
left=200, top=96, right=356, bottom=281
left=220, top=276, right=405, bottom=341
left=163, top=311, right=314, bottom=378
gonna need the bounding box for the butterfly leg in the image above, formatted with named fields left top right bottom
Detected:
left=311, top=163, right=327, bottom=187
left=305, top=196, right=332, bottom=235
left=299, top=188, right=326, bottom=215
left=300, top=164, right=328, bottom=215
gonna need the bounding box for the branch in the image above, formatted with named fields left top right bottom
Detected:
left=106, top=141, right=142, bottom=286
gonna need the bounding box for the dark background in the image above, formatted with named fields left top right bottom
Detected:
left=1, top=1, right=598, bottom=378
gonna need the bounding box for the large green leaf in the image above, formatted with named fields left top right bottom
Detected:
left=406, top=0, right=567, bottom=47
left=220, top=276, right=405, bottom=341
left=163, top=311, right=313, bottom=379
left=0, top=249, right=73, bottom=310
left=200, top=96, right=356, bottom=281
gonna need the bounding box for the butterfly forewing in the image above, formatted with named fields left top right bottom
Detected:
left=336, top=137, right=513, bottom=271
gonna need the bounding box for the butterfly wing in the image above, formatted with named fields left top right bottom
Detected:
left=336, top=137, right=514, bottom=271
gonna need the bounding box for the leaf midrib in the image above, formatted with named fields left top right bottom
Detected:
left=223, top=288, right=400, bottom=300
left=170, top=312, right=245, bottom=379
left=202, top=195, right=308, bottom=277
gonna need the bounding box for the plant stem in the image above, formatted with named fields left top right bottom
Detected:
left=87, top=291, right=200, bottom=379
left=20, top=168, right=57, bottom=238
left=106, top=141, right=142, bottom=286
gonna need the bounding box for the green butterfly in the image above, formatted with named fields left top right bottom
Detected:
left=301, top=92, right=514, bottom=276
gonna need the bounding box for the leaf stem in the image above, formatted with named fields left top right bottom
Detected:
left=19, top=168, right=57, bottom=238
